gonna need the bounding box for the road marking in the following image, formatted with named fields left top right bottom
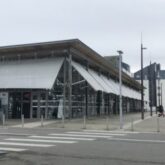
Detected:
left=0, top=147, right=27, bottom=152
left=108, top=137, right=165, bottom=143
left=83, top=130, right=139, bottom=134
left=30, top=136, right=95, bottom=141
left=0, top=133, right=35, bottom=136
left=49, top=133, right=112, bottom=138
left=67, top=131, right=125, bottom=136
left=0, top=142, right=54, bottom=147
left=6, top=138, right=77, bottom=144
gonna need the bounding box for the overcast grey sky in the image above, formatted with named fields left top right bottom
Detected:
left=0, top=0, right=165, bottom=72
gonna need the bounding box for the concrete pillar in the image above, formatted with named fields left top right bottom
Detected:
left=37, top=92, right=40, bottom=118
left=30, top=91, right=33, bottom=119
left=63, top=58, right=66, bottom=122
left=45, top=91, right=48, bottom=119
left=68, top=53, right=72, bottom=118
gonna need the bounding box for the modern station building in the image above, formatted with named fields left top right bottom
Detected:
left=0, top=39, right=141, bottom=119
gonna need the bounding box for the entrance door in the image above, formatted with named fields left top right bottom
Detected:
left=9, top=92, right=21, bottom=119
left=22, top=92, right=31, bottom=118
left=23, top=103, right=30, bottom=118
left=12, top=101, right=21, bottom=119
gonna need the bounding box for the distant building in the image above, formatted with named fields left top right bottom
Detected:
left=134, top=63, right=165, bottom=111
left=104, top=56, right=131, bottom=76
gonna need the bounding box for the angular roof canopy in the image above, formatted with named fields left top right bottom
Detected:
left=0, top=58, right=64, bottom=89
left=0, top=39, right=141, bottom=91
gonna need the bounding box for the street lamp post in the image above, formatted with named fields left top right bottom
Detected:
left=117, top=50, right=123, bottom=129
left=149, top=62, right=153, bottom=116
left=157, top=72, right=161, bottom=106
left=161, top=83, right=163, bottom=106
left=141, top=43, right=147, bottom=120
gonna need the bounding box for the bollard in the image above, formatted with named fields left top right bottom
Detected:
left=83, top=115, right=86, bottom=129
left=2, top=114, right=5, bottom=127
left=106, top=116, right=109, bottom=130
left=131, top=118, right=134, bottom=132
left=41, top=115, right=44, bottom=127
left=62, top=115, right=65, bottom=128
left=157, top=116, right=160, bottom=132
left=21, top=114, right=24, bottom=128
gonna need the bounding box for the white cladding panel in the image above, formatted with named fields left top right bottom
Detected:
left=72, top=61, right=141, bottom=98
left=88, top=69, right=110, bottom=93
left=101, top=76, right=117, bottom=94
left=0, top=58, right=64, bottom=89
left=110, top=79, right=119, bottom=95
left=72, top=61, right=104, bottom=91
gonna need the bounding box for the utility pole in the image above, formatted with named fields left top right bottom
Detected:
left=141, top=40, right=147, bottom=120
left=117, top=50, right=123, bottom=129
left=157, top=72, right=161, bottom=107
left=161, top=83, right=163, bottom=106
left=149, top=62, right=153, bottom=116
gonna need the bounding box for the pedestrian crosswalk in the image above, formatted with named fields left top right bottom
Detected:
left=0, top=130, right=131, bottom=153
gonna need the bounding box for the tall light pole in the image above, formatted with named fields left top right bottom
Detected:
left=157, top=72, right=161, bottom=106
left=161, top=83, right=163, bottom=106
left=117, top=50, right=123, bottom=129
left=141, top=42, right=147, bottom=120
left=149, top=61, right=153, bottom=116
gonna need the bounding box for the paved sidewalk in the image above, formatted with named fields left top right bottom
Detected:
left=42, top=112, right=153, bottom=131
left=11, top=120, right=56, bottom=128
left=127, top=114, right=165, bottom=133
left=1, top=112, right=161, bottom=133
left=0, top=119, right=57, bottom=128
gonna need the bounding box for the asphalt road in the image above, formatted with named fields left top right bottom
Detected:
left=0, top=128, right=164, bottom=165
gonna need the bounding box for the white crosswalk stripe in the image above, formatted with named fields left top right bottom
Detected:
left=6, top=138, right=77, bottom=144
left=0, top=142, right=54, bottom=147
left=67, top=131, right=126, bottom=136
left=30, top=135, right=95, bottom=141
left=49, top=133, right=113, bottom=138
left=0, top=147, right=27, bottom=152
left=83, top=130, right=139, bottom=134
left=0, top=133, right=36, bottom=136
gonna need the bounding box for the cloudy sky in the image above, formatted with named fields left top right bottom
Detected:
left=0, top=0, right=165, bottom=72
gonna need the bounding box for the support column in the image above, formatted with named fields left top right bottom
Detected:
left=45, top=91, right=48, bottom=119
left=98, top=69, right=104, bottom=115
left=115, top=95, right=118, bottom=114
left=30, top=91, right=33, bottom=119
left=96, top=91, right=101, bottom=116
left=102, top=92, right=104, bottom=115
left=68, top=53, right=72, bottom=118
left=63, top=58, right=66, bottom=119
left=85, top=62, right=89, bottom=117
left=108, top=94, right=110, bottom=115
left=21, top=91, right=23, bottom=117
left=85, top=81, right=88, bottom=117
left=107, top=74, right=111, bottom=115
left=37, top=92, right=40, bottom=118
